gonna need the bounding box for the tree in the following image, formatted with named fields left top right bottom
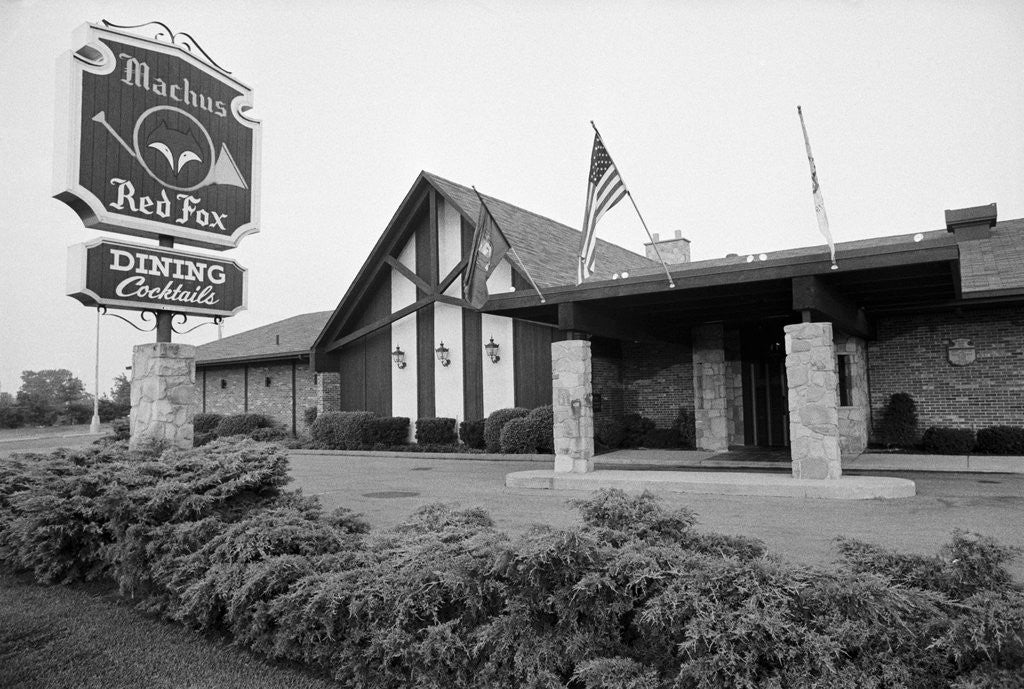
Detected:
left=16, top=369, right=87, bottom=425
left=98, top=372, right=132, bottom=421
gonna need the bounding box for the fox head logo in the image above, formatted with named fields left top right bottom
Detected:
left=146, top=119, right=203, bottom=176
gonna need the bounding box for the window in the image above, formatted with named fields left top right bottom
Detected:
left=837, top=355, right=852, bottom=406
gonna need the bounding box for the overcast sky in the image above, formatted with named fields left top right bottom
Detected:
left=1, top=0, right=1022, bottom=400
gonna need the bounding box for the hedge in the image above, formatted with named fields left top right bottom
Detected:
left=975, top=426, right=1024, bottom=456
left=526, top=405, right=554, bottom=454
left=372, top=417, right=410, bottom=446
left=1, top=445, right=1022, bottom=688
left=922, top=427, right=976, bottom=455
left=483, top=407, right=529, bottom=453
left=308, top=411, right=377, bottom=450
left=215, top=413, right=277, bottom=438
left=192, top=413, right=223, bottom=435
left=415, top=417, right=457, bottom=445
left=1, top=444, right=1023, bottom=687
left=459, top=419, right=486, bottom=449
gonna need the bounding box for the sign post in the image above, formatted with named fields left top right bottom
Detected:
left=56, top=21, right=261, bottom=449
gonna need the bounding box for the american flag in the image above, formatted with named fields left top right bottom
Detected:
left=578, top=132, right=628, bottom=284
left=798, top=106, right=838, bottom=269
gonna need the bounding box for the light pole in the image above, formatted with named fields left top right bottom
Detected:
left=90, top=307, right=100, bottom=434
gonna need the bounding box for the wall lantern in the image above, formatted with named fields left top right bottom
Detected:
left=484, top=336, right=501, bottom=364
left=435, top=341, right=451, bottom=367
left=392, top=346, right=407, bottom=369
left=265, top=377, right=272, bottom=387
left=220, top=379, right=227, bottom=389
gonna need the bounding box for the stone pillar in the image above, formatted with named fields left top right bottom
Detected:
left=835, top=333, right=869, bottom=456
left=551, top=340, right=594, bottom=473
left=692, top=324, right=729, bottom=451
left=784, top=322, right=841, bottom=479
left=130, top=343, right=196, bottom=451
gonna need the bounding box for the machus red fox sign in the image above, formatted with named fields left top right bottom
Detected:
left=55, top=22, right=261, bottom=250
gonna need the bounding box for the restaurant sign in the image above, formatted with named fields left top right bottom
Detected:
left=67, top=238, right=247, bottom=317
left=54, top=22, right=261, bottom=250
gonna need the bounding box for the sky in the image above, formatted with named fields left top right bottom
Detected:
left=1, top=0, right=1022, bottom=400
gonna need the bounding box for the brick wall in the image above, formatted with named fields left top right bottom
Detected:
left=592, top=355, right=624, bottom=427
left=621, top=339, right=694, bottom=427
left=867, top=306, right=1024, bottom=438
left=202, top=366, right=246, bottom=416
left=199, top=359, right=321, bottom=434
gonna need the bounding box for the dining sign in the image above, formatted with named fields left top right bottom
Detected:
left=67, top=238, right=247, bottom=317
left=54, top=22, right=261, bottom=250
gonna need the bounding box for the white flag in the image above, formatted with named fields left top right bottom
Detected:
left=798, top=106, right=838, bottom=270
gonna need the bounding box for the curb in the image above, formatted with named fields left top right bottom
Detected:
left=289, top=449, right=554, bottom=463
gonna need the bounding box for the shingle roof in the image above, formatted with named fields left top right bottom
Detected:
left=424, top=172, right=657, bottom=287
left=196, top=311, right=333, bottom=365
left=957, top=218, right=1024, bottom=296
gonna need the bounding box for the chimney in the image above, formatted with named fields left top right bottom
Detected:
left=945, top=203, right=996, bottom=241
left=645, top=230, right=691, bottom=264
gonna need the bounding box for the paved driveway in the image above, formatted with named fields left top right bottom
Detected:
left=289, top=452, right=1024, bottom=581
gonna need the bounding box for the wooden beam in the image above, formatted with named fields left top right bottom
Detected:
left=435, top=294, right=472, bottom=309
left=557, top=302, right=664, bottom=343
left=791, top=275, right=874, bottom=339
left=437, top=256, right=469, bottom=295
left=326, top=295, right=433, bottom=351
left=383, top=255, right=432, bottom=293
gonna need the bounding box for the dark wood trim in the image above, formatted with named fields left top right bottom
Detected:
left=384, top=255, right=432, bottom=294
left=290, top=361, right=297, bottom=436
left=243, top=363, right=249, bottom=412
left=202, top=369, right=206, bottom=413
left=435, top=294, right=472, bottom=309
left=438, top=256, right=469, bottom=295
left=513, top=319, right=553, bottom=408
left=417, top=302, right=435, bottom=418
left=462, top=216, right=484, bottom=421
left=326, top=296, right=433, bottom=351
left=791, top=275, right=874, bottom=339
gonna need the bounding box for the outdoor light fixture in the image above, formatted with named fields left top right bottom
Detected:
left=435, top=341, right=451, bottom=367
left=392, top=346, right=407, bottom=369
left=485, top=336, right=501, bottom=364
left=265, top=377, right=272, bottom=387
left=220, top=379, right=227, bottom=389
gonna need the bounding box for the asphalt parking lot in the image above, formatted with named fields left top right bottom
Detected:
left=289, top=452, right=1024, bottom=581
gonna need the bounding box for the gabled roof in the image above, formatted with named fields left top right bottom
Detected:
left=313, top=171, right=657, bottom=359
left=196, top=311, right=333, bottom=366
left=423, top=172, right=657, bottom=287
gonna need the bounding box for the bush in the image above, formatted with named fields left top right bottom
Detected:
left=499, top=416, right=539, bottom=453
left=192, top=412, right=223, bottom=435
left=97, top=397, right=130, bottom=422
left=877, top=392, right=918, bottom=448
left=526, top=405, right=554, bottom=453
left=250, top=427, right=289, bottom=442
left=596, top=413, right=656, bottom=450
left=3, top=446, right=1023, bottom=689
left=303, top=406, right=318, bottom=426
left=194, top=431, right=216, bottom=447
left=110, top=417, right=130, bottom=442
left=215, top=413, right=277, bottom=438
left=308, top=411, right=377, bottom=450
left=484, top=407, right=529, bottom=453
left=674, top=407, right=696, bottom=449
left=370, top=417, right=409, bottom=445
left=641, top=427, right=682, bottom=448
left=414, top=418, right=456, bottom=445
left=459, top=419, right=486, bottom=449
left=975, top=426, right=1024, bottom=455
left=0, top=404, right=24, bottom=429
left=921, top=427, right=975, bottom=455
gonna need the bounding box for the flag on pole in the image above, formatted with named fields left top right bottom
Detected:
left=463, top=194, right=511, bottom=309
left=797, top=106, right=838, bottom=270
left=578, top=131, right=628, bottom=284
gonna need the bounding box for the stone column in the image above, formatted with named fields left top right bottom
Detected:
left=552, top=340, right=594, bottom=473
left=130, top=343, right=196, bottom=451
left=692, top=323, right=729, bottom=451
left=784, top=322, right=841, bottom=479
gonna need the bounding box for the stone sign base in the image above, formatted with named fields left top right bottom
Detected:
left=130, top=343, right=196, bottom=451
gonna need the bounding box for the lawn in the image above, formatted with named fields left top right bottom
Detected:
left=0, top=573, right=339, bottom=689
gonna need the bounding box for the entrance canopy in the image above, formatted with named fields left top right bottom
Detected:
left=483, top=230, right=964, bottom=342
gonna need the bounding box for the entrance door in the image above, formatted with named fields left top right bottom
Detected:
left=741, top=327, right=790, bottom=448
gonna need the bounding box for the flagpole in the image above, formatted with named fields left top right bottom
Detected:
left=472, top=187, right=546, bottom=304
left=796, top=106, right=838, bottom=270
left=590, top=121, right=675, bottom=289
